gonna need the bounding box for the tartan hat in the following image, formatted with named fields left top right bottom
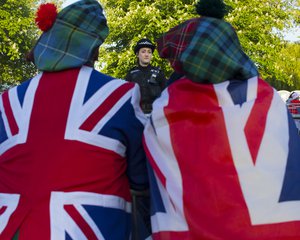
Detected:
left=33, top=0, right=109, bottom=71
left=157, top=17, right=258, bottom=84
left=134, top=38, right=156, bottom=54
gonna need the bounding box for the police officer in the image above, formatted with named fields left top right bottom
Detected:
left=126, top=38, right=166, bottom=114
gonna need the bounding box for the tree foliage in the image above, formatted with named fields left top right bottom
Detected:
left=1, top=0, right=299, bottom=91
left=99, top=0, right=198, bottom=79
left=293, top=0, right=300, bottom=24
left=0, top=0, right=38, bottom=87
left=0, top=0, right=63, bottom=91
left=99, top=0, right=299, bottom=90
left=272, top=42, right=300, bottom=90
left=227, top=0, right=299, bottom=89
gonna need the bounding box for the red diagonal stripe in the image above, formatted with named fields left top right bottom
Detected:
left=64, top=205, right=98, bottom=240
left=2, top=91, right=19, bottom=135
left=244, top=79, right=273, bottom=164
left=80, top=82, right=134, bottom=131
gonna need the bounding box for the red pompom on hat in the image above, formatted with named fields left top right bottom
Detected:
left=35, top=3, right=58, bottom=32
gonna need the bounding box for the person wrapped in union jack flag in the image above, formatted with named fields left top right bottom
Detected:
left=0, top=0, right=149, bottom=239
left=143, top=0, right=300, bottom=239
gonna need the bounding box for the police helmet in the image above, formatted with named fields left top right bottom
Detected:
left=134, top=38, right=156, bottom=54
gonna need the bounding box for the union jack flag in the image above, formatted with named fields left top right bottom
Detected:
left=0, top=66, right=148, bottom=239
left=143, top=76, right=300, bottom=240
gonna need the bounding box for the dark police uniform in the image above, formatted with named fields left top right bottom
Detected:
left=126, top=63, right=166, bottom=114
left=127, top=38, right=166, bottom=238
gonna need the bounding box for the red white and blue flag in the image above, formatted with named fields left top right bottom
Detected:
left=0, top=66, right=148, bottom=239
left=144, top=76, right=300, bottom=240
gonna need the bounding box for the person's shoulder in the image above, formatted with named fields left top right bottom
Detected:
left=91, top=68, right=131, bottom=86
left=127, top=66, right=140, bottom=74
left=129, top=65, right=138, bottom=70
left=150, top=66, right=163, bottom=75
left=151, top=66, right=165, bottom=76
left=90, top=68, right=116, bottom=81
left=151, top=65, right=162, bottom=71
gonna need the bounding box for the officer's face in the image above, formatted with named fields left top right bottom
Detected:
left=137, top=48, right=153, bottom=67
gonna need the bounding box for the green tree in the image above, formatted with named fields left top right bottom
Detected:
left=0, top=0, right=38, bottom=88
left=99, top=0, right=299, bottom=89
left=99, top=0, right=197, bottom=79
left=0, top=0, right=63, bottom=91
left=273, top=42, right=300, bottom=90
left=227, top=0, right=299, bottom=89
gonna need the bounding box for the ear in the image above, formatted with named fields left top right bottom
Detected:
left=92, top=47, right=100, bottom=62
left=93, top=47, right=99, bottom=61
left=85, top=47, right=100, bottom=67
left=25, top=48, right=35, bottom=63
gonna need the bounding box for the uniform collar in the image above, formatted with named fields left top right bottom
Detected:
left=138, top=62, right=152, bottom=70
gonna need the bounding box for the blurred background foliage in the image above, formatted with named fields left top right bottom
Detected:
left=0, top=0, right=299, bottom=92
left=0, top=0, right=62, bottom=92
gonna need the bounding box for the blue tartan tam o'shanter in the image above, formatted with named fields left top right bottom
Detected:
left=33, top=0, right=109, bottom=72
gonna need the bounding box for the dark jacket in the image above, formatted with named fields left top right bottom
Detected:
left=126, top=64, right=166, bottom=113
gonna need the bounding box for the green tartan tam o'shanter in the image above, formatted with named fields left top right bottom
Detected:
left=157, top=17, right=258, bottom=84
left=33, top=0, right=109, bottom=72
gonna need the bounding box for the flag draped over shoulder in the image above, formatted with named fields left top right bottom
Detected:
left=143, top=76, right=300, bottom=240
